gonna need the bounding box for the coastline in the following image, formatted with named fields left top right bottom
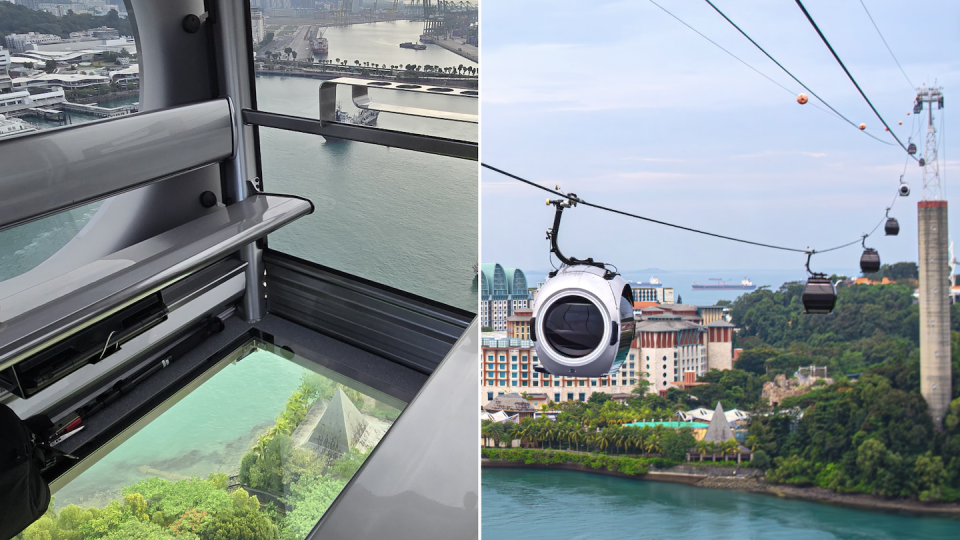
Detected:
left=482, top=458, right=960, bottom=518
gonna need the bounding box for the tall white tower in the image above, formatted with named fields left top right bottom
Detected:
left=916, top=86, right=951, bottom=428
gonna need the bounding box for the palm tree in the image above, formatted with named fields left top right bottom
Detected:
left=595, top=429, right=612, bottom=453
left=695, top=439, right=710, bottom=462
left=722, top=439, right=740, bottom=464
left=644, top=432, right=662, bottom=456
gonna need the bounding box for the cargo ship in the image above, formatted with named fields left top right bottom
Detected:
left=691, top=277, right=756, bottom=291
left=312, top=28, right=328, bottom=55
left=400, top=42, right=427, bottom=50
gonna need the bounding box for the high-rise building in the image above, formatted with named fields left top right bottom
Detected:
left=479, top=263, right=533, bottom=331
left=0, top=48, right=12, bottom=94
left=250, top=8, right=265, bottom=45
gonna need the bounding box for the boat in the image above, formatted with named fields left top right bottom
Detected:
left=419, top=34, right=435, bottom=44
left=692, top=277, right=757, bottom=291
left=400, top=42, right=427, bottom=50
left=312, top=28, right=328, bottom=55
left=0, top=114, right=39, bottom=140
left=322, top=103, right=379, bottom=142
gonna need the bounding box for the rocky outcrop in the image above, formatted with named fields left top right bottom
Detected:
left=761, top=374, right=833, bottom=406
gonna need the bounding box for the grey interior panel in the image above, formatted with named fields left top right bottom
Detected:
left=0, top=194, right=313, bottom=370
left=311, top=319, right=479, bottom=540
left=0, top=99, right=234, bottom=232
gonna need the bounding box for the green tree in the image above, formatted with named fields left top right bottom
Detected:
left=201, top=507, right=278, bottom=540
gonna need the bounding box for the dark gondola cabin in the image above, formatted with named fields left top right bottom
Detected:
left=885, top=217, right=899, bottom=236
left=802, top=275, right=837, bottom=314
left=908, top=143, right=917, bottom=155
left=860, top=248, right=881, bottom=274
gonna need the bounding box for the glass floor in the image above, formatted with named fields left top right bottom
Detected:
left=19, top=338, right=405, bottom=540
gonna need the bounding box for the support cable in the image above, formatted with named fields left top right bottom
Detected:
left=649, top=0, right=842, bottom=125
left=857, top=0, right=914, bottom=90
left=793, top=0, right=917, bottom=159
left=483, top=163, right=894, bottom=256
left=701, top=0, right=891, bottom=146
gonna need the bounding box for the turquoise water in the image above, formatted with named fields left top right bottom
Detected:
left=53, top=350, right=307, bottom=509
left=482, top=469, right=960, bottom=540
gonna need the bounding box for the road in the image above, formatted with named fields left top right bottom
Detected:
left=261, top=24, right=315, bottom=61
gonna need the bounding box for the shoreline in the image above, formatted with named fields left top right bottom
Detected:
left=254, top=69, right=478, bottom=89
left=482, top=458, right=960, bottom=518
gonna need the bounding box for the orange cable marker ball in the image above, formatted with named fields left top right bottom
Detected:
left=859, top=123, right=866, bottom=130
left=899, top=121, right=903, bottom=125
left=797, top=93, right=809, bottom=105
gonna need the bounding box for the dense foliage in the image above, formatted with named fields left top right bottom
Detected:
left=482, top=448, right=654, bottom=475
left=0, top=4, right=133, bottom=40
left=482, top=397, right=699, bottom=462
left=721, top=265, right=960, bottom=501
left=16, top=475, right=276, bottom=540
left=17, top=373, right=380, bottom=540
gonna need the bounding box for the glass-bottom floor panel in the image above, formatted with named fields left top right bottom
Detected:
left=21, top=337, right=405, bottom=540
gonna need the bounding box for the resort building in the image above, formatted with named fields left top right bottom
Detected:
left=480, top=338, right=644, bottom=408
left=483, top=393, right=538, bottom=419
left=630, top=277, right=674, bottom=304
left=479, top=263, right=533, bottom=331
left=505, top=307, right=532, bottom=340
left=631, top=313, right=734, bottom=393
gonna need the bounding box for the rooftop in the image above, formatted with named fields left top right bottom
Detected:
left=484, top=392, right=538, bottom=413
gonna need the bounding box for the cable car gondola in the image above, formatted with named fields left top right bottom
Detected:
left=859, top=235, right=881, bottom=274
left=531, top=196, right=634, bottom=378
left=802, top=254, right=836, bottom=314
left=885, top=217, right=899, bottom=236
left=907, top=142, right=917, bottom=155
left=919, top=158, right=926, bottom=167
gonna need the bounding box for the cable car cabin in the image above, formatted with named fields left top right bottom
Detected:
left=885, top=217, right=900, bottom=236
left=0, top=2, right=478, bottom=539
left=860, top=249, right=881, bottom=274
left=908, top=143, right=917, bottom=155
left=802, top=276, right=837, bottom=314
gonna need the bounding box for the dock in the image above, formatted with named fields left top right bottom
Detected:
left=60, top=102, right=138, bottom=118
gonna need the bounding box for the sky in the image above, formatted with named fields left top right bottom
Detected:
left=480, top=0, right=960, bottom=279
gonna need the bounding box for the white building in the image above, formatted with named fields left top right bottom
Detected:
left=0, top=47, right=12, bottom=93
left=4, top=33, right=62, bottom=52
left=0, top=88, right=66, bottom=114
left=631, top=277, right=674, bottom=304
left=250, top=8, right=265, bottom=45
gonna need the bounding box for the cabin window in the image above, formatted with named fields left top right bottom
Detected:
left=248, top=16, right=477, bottom=312
left=38, top=338, right=404, bottom=540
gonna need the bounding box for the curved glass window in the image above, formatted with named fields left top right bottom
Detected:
left=542, top=296, right=604, bottom=358
left=0, top=8, right=140, bottom=285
